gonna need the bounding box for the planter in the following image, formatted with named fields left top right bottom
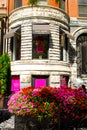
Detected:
left=15, top=116, right=58, bottom=130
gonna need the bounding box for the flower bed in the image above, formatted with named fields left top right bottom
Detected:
left=7, top=86, right=87, bottom=128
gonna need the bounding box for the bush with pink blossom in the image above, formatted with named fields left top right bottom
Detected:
left=7, top=86, right=87, bottom=126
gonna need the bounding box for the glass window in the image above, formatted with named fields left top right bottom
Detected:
left=32, top=24, right=49, bottom=59
left=77, top=34, right=87, bottom=75
left=32, top=34, right=49, bottom=59
left=10, top=28, right=21, bottom=61
left=78, top=0, right=87, bottom=17
left=60, top=0, right=65, bottom=10
left=79, top=0, right=87, bottom=4
left=14, top=0, right=22, bottom=9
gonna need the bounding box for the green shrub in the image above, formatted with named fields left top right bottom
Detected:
left=0, top=53, right=11, bottom=95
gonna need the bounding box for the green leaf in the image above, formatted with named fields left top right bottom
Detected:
left=28, top=0, right=39, bottom=6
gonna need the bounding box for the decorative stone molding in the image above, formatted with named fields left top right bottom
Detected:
left=9, top=6, right=69, bottom=27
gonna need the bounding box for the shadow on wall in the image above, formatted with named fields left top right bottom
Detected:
left=69, top=42, right=76, bottom=64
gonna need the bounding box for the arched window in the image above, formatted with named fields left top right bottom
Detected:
left=77, top=34, right=87, bottom=75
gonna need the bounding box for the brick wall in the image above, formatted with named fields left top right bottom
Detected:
left=48, top=0, right=59, bottom=7
left=66, top=0, right=78, bottom=17
left=22, top=0, right=28, bottom=6
left=7, top=0, right=14, bottom=14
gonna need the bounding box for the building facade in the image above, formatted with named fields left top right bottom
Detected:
left=4, top=0, right=87, bottom=92
left=68, top=0, right=87, bottom=86
left=0, top=0, right=7, bottom=55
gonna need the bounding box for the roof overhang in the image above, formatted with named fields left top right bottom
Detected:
left=61, top=29, right=74, bottom=40
left=4, top=27, right=20, bottom=39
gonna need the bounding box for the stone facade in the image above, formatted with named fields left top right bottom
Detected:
left=5, top=6, right=73, bottom=89
left=70, top=17, right=87, bottom=85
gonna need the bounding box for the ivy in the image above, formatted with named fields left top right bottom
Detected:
left=28, top=0, right=39, bottom=6
left=28, top=0, right=60, bottom=6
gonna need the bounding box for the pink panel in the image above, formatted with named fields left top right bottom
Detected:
left=35, top=79, right=46, bottom=88
left=36, top=43, right=44, bottom=53
left=60, top=76, right=67, bottom=88
left=11, top=76, right=20, bottom=92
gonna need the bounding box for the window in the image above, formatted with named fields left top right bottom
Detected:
left=10, top=28, right=21, bottom=61
left=78, top=0, right=87, bottom=17
left=14, top=0, right=22, bottom=9
left=32, top=24, right=49, bottom=59
left=77, top=34, right=87, bottom=75
left=60, top=30, right=68, bottom=61
left=60, top=0, right=65, bottom=10
left=32, top=75, right=49, bottom=88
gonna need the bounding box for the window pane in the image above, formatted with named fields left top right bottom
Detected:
left=15, top=28, right=21, bottom=60
left=79, top=0, right=87, bottom=17
left=10, top=37, right=14, bottom=61
left=14, top=0, right=22, bottom=9
left=82, top=43, right=87, bottom=74
left=79, top=5, right=87, bottom=17
left=60, top=0, right=65, bottom=10
left=32, top=34, right=49, bottom=59
left=77, top=34, right=87, bottom=75
left=10, top=27, right=21, bottom=61
left=79, top=0, right=87, bottom=4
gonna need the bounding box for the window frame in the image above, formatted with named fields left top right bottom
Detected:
left=32, top=75, right=49, bottom=88
left=10, top=28, right=21, bottom=61
left=32, top=24, right=50, bottom=60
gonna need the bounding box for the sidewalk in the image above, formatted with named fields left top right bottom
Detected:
left=0, top=115, right=15, bottom=130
